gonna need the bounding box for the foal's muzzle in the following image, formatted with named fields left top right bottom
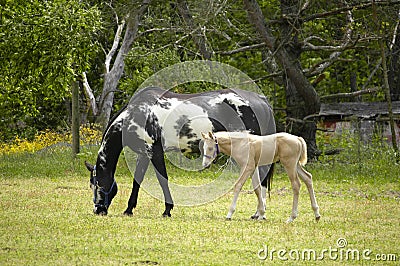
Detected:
left=199, top=163, right=211, bottom=172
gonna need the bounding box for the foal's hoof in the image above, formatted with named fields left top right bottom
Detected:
left=316, top=216, right=321, bottom=222
left=225, top=217, right=232, bottom=221
left=251, top=214, right=258, bottom=220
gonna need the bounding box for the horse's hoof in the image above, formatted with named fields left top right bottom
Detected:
left=286, top=218, right=294, bottom=223
left=316, top=216, right=321, bottom=222
left=123, top=211, right=133, bottom=216
left=162, top=212, right=171, bottom=218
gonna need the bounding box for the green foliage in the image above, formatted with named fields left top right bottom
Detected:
left=316, top=124, right=399, bottom=183
left=121, top=45, right=182, bottom=93
left=0, top=0, right=102, bottom=140
left=2, top=0, right=400, bottom=145
left=0, top=126, right=102, bottom=155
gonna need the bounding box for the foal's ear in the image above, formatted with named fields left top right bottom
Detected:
left=201, top=132, right=208, bottom=139
left=84, top=161, right=94, bottom=172
left=208, top=131, right=214, bottom=139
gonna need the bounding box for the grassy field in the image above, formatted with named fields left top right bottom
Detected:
left=1, top=145, right=399, bottom=265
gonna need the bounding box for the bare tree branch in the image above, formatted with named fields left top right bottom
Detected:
left=176, top=0, right=213, bottom=59
left=216, top=42, right=266, bottom=55
left=304, top=4, right=356, bottom=77
left=320, top=87, right=380, bottom=101
left=361, top=58, right=382, bottom=90
left=390, top=9, right=400, bottom=49
left=302, top=0, right=400, bottom=23
left=81, top=72, right=98, bottom=116
left=300, top=0, right=311, bottom=14
left=105, top=19, right=126, bottom=73
left=137, top=27, right=183, bottom=38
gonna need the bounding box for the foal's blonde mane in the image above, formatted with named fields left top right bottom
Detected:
left=214, top=131, right=251, bottom=143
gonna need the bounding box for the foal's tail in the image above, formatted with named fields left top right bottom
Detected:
left=298, top=137, right=308, bottom=166
left=261, top=163, right=275, bottom=199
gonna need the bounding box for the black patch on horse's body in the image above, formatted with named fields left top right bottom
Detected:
left=238, top=105, right=260, bottom=134
left=174, top=115, right=196, bottom=139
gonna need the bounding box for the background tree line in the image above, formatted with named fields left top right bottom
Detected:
left=1, top=0, right=399, bottom=158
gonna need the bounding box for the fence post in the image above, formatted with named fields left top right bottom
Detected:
left=72, top=79, right=80, bottom=157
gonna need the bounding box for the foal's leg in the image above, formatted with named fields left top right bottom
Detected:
left=251, top=168, right=266, bottom=220
left=297, top=164, right=321, bottom=221
left=282, top=162, right=301, bottom=223
left=226, top=165, right=255, bottom=220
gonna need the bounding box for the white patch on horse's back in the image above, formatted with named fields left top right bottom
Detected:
left=152, top=98, right=212, bottom=150
left=207, top=93, right=249, bottom=116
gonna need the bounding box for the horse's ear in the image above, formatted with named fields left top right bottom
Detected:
left=85, top=161, right=94, bottom=172
left=208, top=131, right=214, bottom=139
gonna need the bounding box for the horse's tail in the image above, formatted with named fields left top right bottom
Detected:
left=298, top=137, right=308, bottom=166
left=261, top=163, right=275, bottom=199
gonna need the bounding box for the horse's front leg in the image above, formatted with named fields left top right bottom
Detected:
left=227, top=165, right=255, bottom=220
left=151, top=143, right=174, bottom=217
left=124, top=154, right=150, bottom=216
left=251, top=167, right=266, bottom=220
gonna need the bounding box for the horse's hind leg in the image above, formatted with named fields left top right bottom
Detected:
left=124, top=154, right=150, bottom=216
left=151, top=143, right=174, bottom=217
left=297, top=164, right=320, bottom=221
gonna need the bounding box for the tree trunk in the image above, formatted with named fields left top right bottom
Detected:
left=374, top=4, right=399, bottom=160
left=243, top=0, right=320, bottom=158
left=96, top=0, right=150, bottom=129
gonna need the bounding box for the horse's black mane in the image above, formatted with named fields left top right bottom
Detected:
left=100, top=104, right=128, bottom=142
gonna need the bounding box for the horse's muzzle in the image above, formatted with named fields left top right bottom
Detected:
left=93, top=205, right=108, bottom=216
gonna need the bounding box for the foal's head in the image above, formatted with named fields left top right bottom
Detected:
left=201, top=132, right=219, bottom=169
left=85, top=161, right=118, bottom=215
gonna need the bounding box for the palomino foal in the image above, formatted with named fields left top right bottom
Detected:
left=201, top=131, right=320, bottom=223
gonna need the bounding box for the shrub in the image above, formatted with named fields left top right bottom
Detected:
left=0, top=126, right=102, bottom=155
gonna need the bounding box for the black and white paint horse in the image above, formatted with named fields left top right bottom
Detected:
left=85, top=87, right=275, bottom=217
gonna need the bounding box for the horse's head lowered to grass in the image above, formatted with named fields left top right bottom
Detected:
left=85, top=161, right=118, bottom=215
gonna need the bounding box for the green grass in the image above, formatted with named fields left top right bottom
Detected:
left=0, top=146, right=399, bottom=265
